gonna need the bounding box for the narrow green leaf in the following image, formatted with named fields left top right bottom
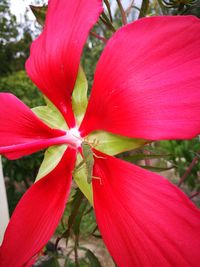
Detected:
left=72, top=200, right=87, bottom=236
left=30, top=5, right=47, bottom=26
left=72, top=66, right=88, bottom=126
left=36, top=145, right=67, bottom=181
left=73, top=154, right=93, bottom=206
left=139, top=165, right=175, bottom=172
left=87, top=130, right=148, bottom=156
left=86, top=249, right=101, bottom=267
left=123, top=153, right=170, bottom=162
left=104, top=0, right=113, bottom=22
left=65, top=189, right=85, bottom=242
left=68, top=189, right=84, bottom=226
left=101, top=12, right=116, bottom=32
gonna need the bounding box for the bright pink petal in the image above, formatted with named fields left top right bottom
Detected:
left=80, top=16, right=200, bottom=140
left=93, top=153, right=200, bottom=267
left=26, top=0, right=102, bottom=127
left=0, top=93, right=65, bottom=159
left=0, top=148, right=76, bottom=267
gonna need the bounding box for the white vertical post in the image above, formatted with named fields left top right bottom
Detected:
left=0, top=156, right=9, bottom=244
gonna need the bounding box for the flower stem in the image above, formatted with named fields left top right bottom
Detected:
left=90, top=31, right=107, bottom=43
left=189, top=191, right=200, bottom=199
left=116, top=0, right=127, bottom=25
left=178, top=151, right=200, bottom=187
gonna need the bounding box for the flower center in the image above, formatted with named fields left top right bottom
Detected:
left=66, top=127, right=83, bottom=149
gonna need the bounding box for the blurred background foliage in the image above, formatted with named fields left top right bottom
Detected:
left=0, top=0, right=200, bottom=266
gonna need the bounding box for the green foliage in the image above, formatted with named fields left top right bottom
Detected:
left=30, top=5, right=47, bottom=27
left=85, top=249, right=101, bottom=267
left=154, top=0, right=200, bottom=15
left=81, top=40, right=104, bottom=91
left=2, top=151, right=43, bottom=214
left=54, top=189, right=99, bottom=266
left=0, top=70, right=43, bottom=107
left=0, top=0, right=18, bottom=42
left=0, top=0, right=33, bottom=75
left=0, top=0, right=18, bottom=75
left=159, top=139, right=200, bottom=189
left=184, top=0, right=200, bottom=17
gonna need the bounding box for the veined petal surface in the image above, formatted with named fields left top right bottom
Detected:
left=80, top=16, right=200, bottom=140
left=0, top=148, right=76, bottom=267
left=26, top=0, right=102, bottom=127
left=0, top=93, right=65, bottom=159
left=93, top=154, right=200, bottom=267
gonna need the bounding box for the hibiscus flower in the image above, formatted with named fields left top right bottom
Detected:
left=0, top=0, right=200, bottom=266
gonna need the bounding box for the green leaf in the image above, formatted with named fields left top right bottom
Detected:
left=73, top=154, right=93, bottom=206
left=41, top=257, right=61, bottom=267
left=72, top=200, right=87, bottom=236
left=72, top=66, right=88, bottom=126
left=32, top=102, right=68, bottom=130
left=139, top=165, right=175, bottom=172
left=87, top=130, right=148, bottom=156
left=30, top=5, right=47, bottom=26
left=36, top=145, right=67, bottom=181
left=86, top=249, right=101, bottom=267
left=64, top=189, right=85, bottom=243
left=104, top=0, right=112, bottom=22
left=123, top=153, right=170, bottom=162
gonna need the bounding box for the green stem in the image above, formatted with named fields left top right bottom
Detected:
left=157, top=0, right=169, bottom=15
left=139, top=0, right=149, bottom=18
left=178, top=150, right=200, bottom=187
left=100, top=12, right=116, bottom=32
left=90, top=31, right=107, bottom=43
left=116, top=0, right=127, bottom=25
left=74, top=235, right=79, bottom=267
left=104, top=0, right=113, bottom=22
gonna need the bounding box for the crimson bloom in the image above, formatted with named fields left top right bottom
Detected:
left=1, top=0, right=200, bottom=266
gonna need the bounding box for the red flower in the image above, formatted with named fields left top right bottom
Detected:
left=1, top=0, right=200, bottom=266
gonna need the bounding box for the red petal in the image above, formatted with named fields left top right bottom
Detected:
left=80, top=16, right=200, bottom=140
left=0, top=148, right=76, bottom=267
left=26, top=0, right=102, bottom=128
left=93, top=154, right=200, bottom=267
left=0, top=93, right=65, bottom=159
